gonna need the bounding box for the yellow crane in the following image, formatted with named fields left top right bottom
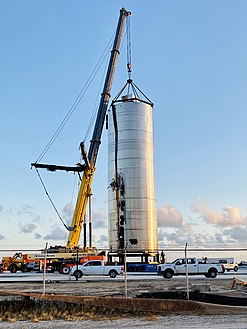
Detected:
left=0, top=8, right=131, bottom=274
left=31, top=8, right=131, bottom=251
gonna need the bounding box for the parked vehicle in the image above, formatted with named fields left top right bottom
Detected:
left=204, top=257, right=238, bottom=272
left=0, top=249, right=106, bottom=274
left=157, top=257, right=224, bottom=279
left=70, top=260, right=124, bottom=279
left=1, top=253, right=38, bottom=273
left=222, top=262, right=238, bottom=272
left=126, top=263, right=157, bottom=272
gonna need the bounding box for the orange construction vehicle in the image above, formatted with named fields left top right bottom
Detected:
left=1, top=253, right=38, bottom=273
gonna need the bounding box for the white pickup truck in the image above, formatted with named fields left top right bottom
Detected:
left=157, top=257, right=224, bottom=279
left=205, top=258, right=238, bottom=272
left=70, top=260, right=123, bottom=279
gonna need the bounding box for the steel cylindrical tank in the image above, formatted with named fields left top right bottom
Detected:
left=108, top=96, right=158, bottom=252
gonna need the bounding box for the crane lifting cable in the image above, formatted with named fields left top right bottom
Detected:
left=34, top=168, right=75, bottom=231
left=35, top=34, right=114, bottom=164
left=112, top=78, right=153, bottom=106
left=83, top=54, right=111, bottom=144
left=83, top=26, right=129, bottom=144
left=32, top=141, right=91, bottom=229
left=31, top=35, right=115, bottom=230
left=126, top=14, right=132, bottom=79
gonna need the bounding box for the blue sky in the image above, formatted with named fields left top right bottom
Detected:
left=1, top=1, right=247, bottom=261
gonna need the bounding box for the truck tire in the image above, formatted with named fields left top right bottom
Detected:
left=58, top=265, right=64, bottom=274
left=234, top=266, right=238, bottom=272
left=208, top=269, right=217, bottom=278
left=21, top=265, right=27, bottom=273
left=109, top=270, right=117, bottom=278
left=163, top=270, right=174, bottom=279
left=9, top=263, right=18, bottom=273
left=73, top=270, right=83, bottom=279
left=61, top=266, right=70, bottom=275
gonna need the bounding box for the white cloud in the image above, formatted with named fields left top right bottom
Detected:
left=35, top=233, right=42, bottom=239
left=61, top=203, right=74, bottom=223
left=60, top=203, right=108, bottom=229
left=17, top=205, right=41, bottom=222
left=3, top=198, right=247, bottom=252
left=223, top=227, right=247, bottom=243
left=191, top=203, right=223, bottom=225
left=215, top=233, right=225, bottom=244
left=223, top=206, right=245, bottom=226
left=159, top=230, right=192, bottom=246
left=93, top=208, right=107, bottom=229
left=61, top=203, right=107, bottom=229
left=93, top=234, right=108, bottom=248
left=94, top=219, right=107, bottom=229
left=99, top=234, right=108, bottom=242
left=157, top=204, right=183, bottom=228
left=19, top=222, right=36, bottom=233
left=43, top=225, right=67, bottom=241
left=191, top=202, right=246, bottom=227
left=158, top=225, right=229, bottom=247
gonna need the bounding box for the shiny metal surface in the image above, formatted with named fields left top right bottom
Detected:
left=108, top=98, right=158, bottom=252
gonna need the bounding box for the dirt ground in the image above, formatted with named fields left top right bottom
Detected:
left=0, top=276, right=247, bottom=325
left=0, top=276, right=236, bottom=297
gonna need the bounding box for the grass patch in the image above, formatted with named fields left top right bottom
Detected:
left=0, top=298, right=139, bottom=322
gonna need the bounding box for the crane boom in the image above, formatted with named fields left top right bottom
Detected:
left=66, top=7, right=131, bottom=249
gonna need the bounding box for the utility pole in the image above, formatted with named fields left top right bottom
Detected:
left=42, top=242, right=48, bottom=295
left=124, top=243, right=128, bottom=298
left=185, top=242, right=189, bottom=300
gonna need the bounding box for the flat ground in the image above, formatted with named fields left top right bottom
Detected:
left=0, top=272, right=242, bottom=297
left=0, top=273, right=247, bottom=322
